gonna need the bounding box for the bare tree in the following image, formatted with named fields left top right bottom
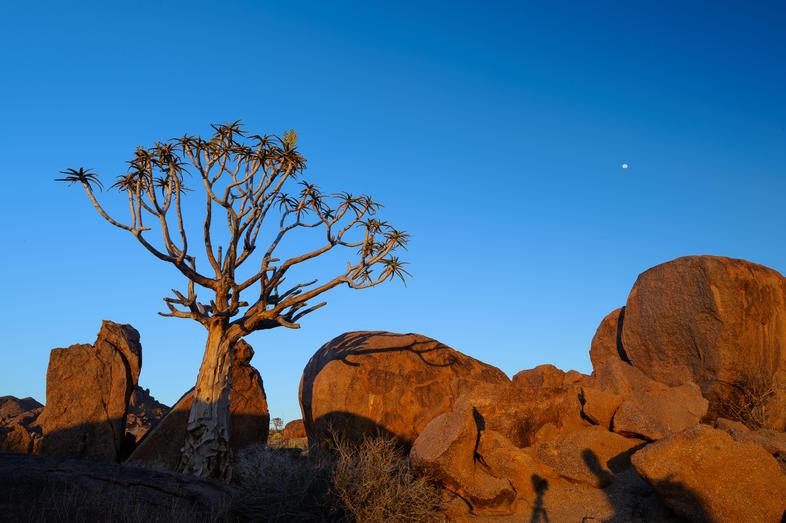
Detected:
left=57, top=121, right=409, bottom=480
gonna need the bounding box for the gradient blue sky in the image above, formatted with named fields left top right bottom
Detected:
left=2, top=1, right=784, bottom=423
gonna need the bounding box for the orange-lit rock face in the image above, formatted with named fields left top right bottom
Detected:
left=37, top=321, right=142, bottom=462
left=632, top=425, right=786, bottom=522
left=621, top=255, right=786, bottom=428
left=299, top=331, right=511, bottom=448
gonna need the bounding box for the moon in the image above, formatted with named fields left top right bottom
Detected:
left=622, top=163, right=629, bottom=169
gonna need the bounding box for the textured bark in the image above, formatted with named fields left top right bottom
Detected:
left=178, top=319, right=233, bottom=481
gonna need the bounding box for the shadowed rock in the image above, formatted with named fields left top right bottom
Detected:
left=0, top=451, right=234, bottom=521
left=631, top=424, right=786, bottom=522
left=125, top=386, right=170, bottom=442
left=0, top=396, right=43, bottom=421
left=37, top=321, right=142, bottom=462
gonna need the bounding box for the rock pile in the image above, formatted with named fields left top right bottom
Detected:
left=0, top=396, right=43, bottom=454
left=299, top=255, right=786, bottom=521
left=3, top=322, right=269, bottom=471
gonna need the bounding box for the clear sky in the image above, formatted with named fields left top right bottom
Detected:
left=1, top=1, right=784, bottom=423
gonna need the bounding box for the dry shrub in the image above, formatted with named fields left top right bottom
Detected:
left=233, top=436, right=442, bottom=523
left=233, top=445, right=337, bottom=522
left=331, top=435, right=442, bottom=523
left=717, top=370, right=776, bottom=429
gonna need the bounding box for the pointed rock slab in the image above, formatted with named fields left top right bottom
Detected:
left=621, top=255, right=786, bottom=428
left=410, top=407, right=516, bottom=514
left=631, top=424, right=786, bottom=523
left=300, top=332, right=511, bottom=448
left=37, top=321, right=142, bottom=461
left=128, top=340, right=269, bottom=469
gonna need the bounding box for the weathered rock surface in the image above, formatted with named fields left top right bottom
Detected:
left=593, top=356, right=708, bottom=440
left=412, top=405, right=676, bottom=521
left=0, top=396, right=43, bottom=421
left=0, top=400, right=43, bottom=454
left=282, top=419, right=306, bottom=439
left=531, top=426, right=645, bottom=488
left=589, top=308, right=626, bottom=369
left=125, top=386, right=170, bottom=442
left=410, top=407, right=516, bottom=514
left=714, top=417, right=786, bottom=473
left=505, top=365, right=592, bottom=446
left=580, top=386, right=623, bottom=429
left=631, top=424, right=786, bottom=523
left=37, top=321, right=142, bottom=462
left=0, top=451, right=234, bottom=521
left=0, top=424, right=37, bottom=453
left=300, top=331, right=511, bottom=448
left=621, top=255, right=786, bottom=428
left=128, top=340, right=269, bottom=469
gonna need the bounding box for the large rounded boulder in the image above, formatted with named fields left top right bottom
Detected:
left=299, top=331, right=510, bottom=448
left=621, top=256, right=786, bottom=428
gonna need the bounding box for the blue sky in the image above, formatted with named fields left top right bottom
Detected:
left=1, top=1, right=784, bottom=423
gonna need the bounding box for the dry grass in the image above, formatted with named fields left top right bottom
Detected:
left=331, top=435, right=442, bottom=523
left=717, top=370, right=777, bottom=429
left=4, top=481, right=234, bottom=523
left=233, top=435, right=443, bottom=523
left=233, top=445, right=337, bottom=522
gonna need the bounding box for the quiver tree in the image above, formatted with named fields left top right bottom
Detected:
left=57, top=121, right=410, bottom=480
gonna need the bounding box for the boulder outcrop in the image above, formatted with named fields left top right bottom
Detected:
left=621, top=255, right=786, bottom=428
left=410, top=407, right=517, bottom=514
left=299, top=331, right=510, bottom=448
left=0, top=396, right=43, bottom=421
left=0, top=397, right=43, bottom=454
left=128, top=340, right=269, bottom=469
left=410, top=401, right=674, bottom=521
left=590, top=353, right=708, bottom=440
left=631, top=424, right=786, bottom=522
left=36, top=321, right=142, bottom=462
left=282, top=419, right=306, bottom=439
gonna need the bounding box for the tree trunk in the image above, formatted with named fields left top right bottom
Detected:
left=178, top=317, right=234, bottom=481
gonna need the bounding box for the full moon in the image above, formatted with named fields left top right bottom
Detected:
left=622, top=163, right=629, bottom=169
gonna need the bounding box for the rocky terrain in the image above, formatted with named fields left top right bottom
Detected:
left=299, top=255, right=786, bottom=521
left=2, top=254, right=786, bottom=522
